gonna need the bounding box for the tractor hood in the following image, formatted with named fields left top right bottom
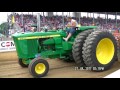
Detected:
left=79, top=26, right=97, bottom=30
left=12, top=30, right=66, bottom=40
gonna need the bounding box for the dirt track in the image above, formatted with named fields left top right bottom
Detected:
left=0, top=51, right=120, bottom=78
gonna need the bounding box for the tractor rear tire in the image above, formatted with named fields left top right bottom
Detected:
left=82, top=30, right=117, bottom=71
left=18, top=58, right=29, bottom=67
left=72, top=30, right=94, bottom=67
left=28, top=59, right=49, bottom=78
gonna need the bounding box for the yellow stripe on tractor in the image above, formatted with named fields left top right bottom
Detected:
left=18, top=35, right=61, bottom=40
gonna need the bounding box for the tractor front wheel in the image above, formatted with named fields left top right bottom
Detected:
left=28, top=59, right=49, bottom=78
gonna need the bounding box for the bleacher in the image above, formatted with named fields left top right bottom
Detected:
left=8, top=13, right=120, bottom=33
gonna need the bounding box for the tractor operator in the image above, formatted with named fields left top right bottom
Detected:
left=63, top=17, right=78, bottom=41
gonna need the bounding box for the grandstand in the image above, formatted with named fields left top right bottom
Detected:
left=1, top=12, right=120, bottom=37
left=8, top=12, right=120, bottom=31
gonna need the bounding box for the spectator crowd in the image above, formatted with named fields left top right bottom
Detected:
left=8, top=13, right=120, bottom=32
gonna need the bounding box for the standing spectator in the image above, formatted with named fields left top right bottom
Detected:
left=43, top=24, right=48, bottom=32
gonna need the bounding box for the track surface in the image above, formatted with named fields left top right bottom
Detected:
left=0, top=51, right=120, bottom=78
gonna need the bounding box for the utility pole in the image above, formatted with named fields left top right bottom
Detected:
left=37, top=13, right=41, bottom=32
left=62, top=12, right=64, bottom=29
left=79, top=12, right=81, bottom=24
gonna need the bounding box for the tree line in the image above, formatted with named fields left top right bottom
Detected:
left=0, top=22, right=9, bottom=36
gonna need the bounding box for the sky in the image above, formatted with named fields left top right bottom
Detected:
left=0, top=12, right=119, bottom=25
left=0, top=12, right=10, bottom=24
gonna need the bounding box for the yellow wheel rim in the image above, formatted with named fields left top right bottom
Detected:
left=35, top=63, right=46, bottom=74
left=96, top=38, right=115, bottom=64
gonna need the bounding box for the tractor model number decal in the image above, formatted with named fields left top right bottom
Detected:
left=18, top=35, right=60, bottom=40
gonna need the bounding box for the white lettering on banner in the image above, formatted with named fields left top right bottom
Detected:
left=0, top=41, right=16, bottom=52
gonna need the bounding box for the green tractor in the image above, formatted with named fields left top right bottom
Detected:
left=12, top=26, right=117, bottom=78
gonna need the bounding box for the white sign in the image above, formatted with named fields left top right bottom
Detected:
left=104, top=69, right=120, bottom=78
left=0, top=41, right=16, bottom=52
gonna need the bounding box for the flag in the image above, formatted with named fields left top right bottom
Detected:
left=12, top=15, right=15, bottom=24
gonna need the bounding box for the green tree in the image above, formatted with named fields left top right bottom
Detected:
left=0, top=22, right=9, bottom=36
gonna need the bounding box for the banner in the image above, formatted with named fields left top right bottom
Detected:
left=0, top=41, right=16, bottom=52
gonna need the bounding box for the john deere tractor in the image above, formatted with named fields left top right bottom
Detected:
left=12, top=26, right=117, bottom=78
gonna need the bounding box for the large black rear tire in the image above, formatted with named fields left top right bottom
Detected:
left=72, top=30, right=94, bottom=67
left=82, top=30, right=117, bottom=71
